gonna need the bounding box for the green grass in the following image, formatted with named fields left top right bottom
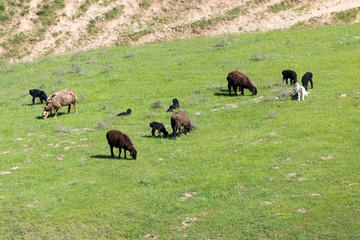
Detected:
left=0, top=24, right=359, bottom=239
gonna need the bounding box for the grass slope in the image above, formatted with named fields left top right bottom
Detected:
left=0, top=24, right=359, bottom=239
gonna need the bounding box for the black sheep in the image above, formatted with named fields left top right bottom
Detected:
left=301, top=72, right=313, bottom=91
left=282, top=70, right=297, bottom=85
left=166, top=98, right=180, bottom=112
left=117, top=108, right=131, bottom=116
left=29, top=89, right=47, bottom=105
left=149, top=121, right=168, bottom=138
left=106, top=130, right=137, bottom=159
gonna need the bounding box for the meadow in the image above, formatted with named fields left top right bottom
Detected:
left=0, top=24, right=359, bottom=239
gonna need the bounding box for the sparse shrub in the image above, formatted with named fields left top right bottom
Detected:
left=55, top=78, right=66, bottom=84
left=54, top=123, right=69, bottom=132
left=102, top=103, right=108, bottom=111
left=195, top=88, right=202, bottom=93
left=73, top=50, right=87, bottom=58
left=266, top=110, right=276, bottom=119
left=86, top=58, right=98, bottom=64
left=39, top=82, right=46, bottom=88
left=263, top=79, right=274, bottom=88
left=124, top=51, right=136, bottom=58
left=214, top=39, right=229, bottom=47
left=101, top=63, right=111, bottom=73
left=251, top=52, right=264, bottom=61
left=56, top=67, right=65, bottom=75
left=101, top=50, right=109, bottom=58
left=95, top=117, right=115, bottom=129
left=139, top=0, right=151, bottom=9
left=264, top=97, right=273, bottom=102
left=147, top=111, right=156, bottom=118
left=178, top=59, right=187, bottom=65
left=186, top=95, right=199, bottom=106
left=70, top=61, right=88, bottom=74
left=190, top=118, right=198, bottom=130
left=153, top=99, right=164, bottom=108
left=165, top=74, right=173, bottom=81
left=78, top=93, right=87, bottom=101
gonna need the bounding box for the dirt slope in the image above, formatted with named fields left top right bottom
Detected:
left=0, top=0, right=359, bottom=62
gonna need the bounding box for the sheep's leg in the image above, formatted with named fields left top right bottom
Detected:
left=158, top=129, right=162, bottom=138
left=184, top=127, right=187, bottom=136
left=118, top=148, right=122, bottom=159
left=32, top=97, right=35, bottom=105
left=151, top=129, right=156, bottom=137
left=232, top=85, right=238, bottom=96
left=73, top=102, right=77, bottom=114
left=228, top=83, right=232, bottom=95
left=240, top=87, right=244, bottom=96
left=68, top=104, right=71, bottom=113
left=298, top=92, right=301, bottom=101
left=50, top=109, right=52, bottom=117
left=124, top=149, right=127, bottom=159
left=173, top=127, right=177, bottom=139
left=310, top=80, right=313, bottom=89
left=110, top=146, right=115, bottom=158
left=54, top=108, right=59, bottom=118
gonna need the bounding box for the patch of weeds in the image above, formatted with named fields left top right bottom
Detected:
left=101, top=50, right=109, bottom=58
left=70, top=62, right=88, bottom=74
left=127, top=29, right=154, bottom=41
left=332, top=7, right=360, bottom=23
left=95, top=117, right=115, bottom=129
left=87, top=19, right=99, bottom=34
left=178, top=59, right=187, bottom=65
left=105, top=6, right=124, bottom=20
left=186, top=95, right=199, bottom=106
left=251, top=52, right=264, bottom=61
left=272, top=87, right=293, bottom=101
left=165, top=74, right=173, bottom=81
left=39, top=82, right=46, bottom=88
left=36, top=0, right=65, bottom=27
left=214, top=39, right=230, bottom=48
left=54, top=123, right=69, bottom=133
left=86, top=58, right=98, bottom=64
left=268, top=0, right=298, bottom=13
left=266, top=109, right=276, bottom=119
left=101, top=63, right=112, bottom=73
left=78, top=93, right=87, bottom=102
left=73, top=50, right=87, bottom=59
left=76, top=0, right=96, bottom=18
left=263, top=80, right=274, bottom=89
left=153, top=99, right=164, bottom=108
left=56, top=67, right=65, bottom=75
left=147, top=111, right=156, bottom=118
left=190, top=118, right=198, bottom=130
left=55, top=78, right=66, bottom=85
left=124, top=51, right=136, bottom=58
left=139, top=0, right=151, bottom=9
left=195, top=88, right=202, bottom=94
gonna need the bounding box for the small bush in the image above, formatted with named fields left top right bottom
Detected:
left=214, top=39, right=229, bottom=48
left=147, top=111, right=156, bottom=118
left=101, top=63, right=111, bottom=73
left=190, top=118, right=198, bottom=130
left=56, top=67, right=65, bottom=75
left=124, top=51, right=136, bottom=58
left=54, top=123, right=69, bottom=132
left=165, top=74, right=173, bottom=81
left=266, top=110, right=276, bottom=119
left=153, top=99, right=164, bottom=108
left=251, top=52, right=264, bottom=61
left=95, top=117, right=115, bottom=129
left=55, top=78, right=66, bottom=85
left=78, top=93, right=87, bottom=102
left=263, top=79, right=274, bottom=89
left=73, top=50, right=87, bottom=58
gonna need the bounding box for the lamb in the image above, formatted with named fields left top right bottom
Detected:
left=293, top=82, right=310, bottom=101
left=301, top=72, right=313, bottom=91
left=227, top=71, right=257, bottom=96
left=171, top=111, right=191, bottom=139
left=282, top=70, right=297, bottom=85
left=117, top=108, right=132, bottom=116
left=150, top=121, right=168, bottom=138
left=106, top=130, right=137, bottom=159
left=166, top=98, right=180, bottom=112
left=42, top=88, right=77, bottom=119
left=29, top=89, right=47, bottom=105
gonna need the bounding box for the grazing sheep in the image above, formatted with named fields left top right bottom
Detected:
left=150, top=121, right=168, bottom=138
left=227, top=71, right=257, bottom=96
left=42, top=89, right=77, bottom=119
left=29, top=89, right=47, bottom=105
left=166, top=98, right=180, bottom=112
left=171, top=111, right=191, bottom=139
left=293, top=82, right=310, bottom=101
left=106, top=130, right=137, bottom=159
left=117, top=108, right=132, bottom=116
left=282, top=70, right=297, bottom=85
left=301, top=72, right=313, bottom=91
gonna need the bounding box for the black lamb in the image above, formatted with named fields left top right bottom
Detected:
left=106, top=130, right=137, bottom=159
left=149, top=121, right=168, bottom=138
left=29, top=89, right=47, bottom=105
left=282, top=70, right=297, bottom=85
left=166, top=98, right=180, bottom=112
left=301, top=72, right=313, bottom=91
left=117, top=108, right=132, bottom=116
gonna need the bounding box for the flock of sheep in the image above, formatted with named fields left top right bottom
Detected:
left=29, top=69, right=313, bottom=160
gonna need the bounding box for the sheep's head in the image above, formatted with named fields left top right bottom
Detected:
left=162, top=129, right=169, bottom=136
left=185, top=123, right=192, bottom=132
left=42, top=110, right=50, bottom=119
left=130, top=149, right=137, bottom=160
left=251, top=86, right=257, bottom=96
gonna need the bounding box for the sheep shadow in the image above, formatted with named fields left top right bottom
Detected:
left=24, top=103, right=45, bottom=106
left=141, top=134, right=173, bottom=140
left=90, top=155, right=134, bottom=160
left=34, top=112, right=68, bottom=120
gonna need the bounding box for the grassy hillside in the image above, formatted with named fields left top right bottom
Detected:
left=0, top=24, right=359, bottom=239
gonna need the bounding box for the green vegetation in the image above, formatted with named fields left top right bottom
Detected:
left=36, top=0, right=65, bottom=27
left=0, top=24, right=359, bottom=239
left=268, top=0, right=298, bottom=13
left=104, top=6, right=124, bottom=20
left=0, top=0, right=9, bottom=22
left=333, top=7, right=360, bottom=23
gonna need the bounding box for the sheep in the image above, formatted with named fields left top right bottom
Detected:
left=117, top=108, right=132, bottom=116
left=293, top=82, right=310, bottom=101
left=106, top=130, right=137, bottom=159
left=150, top=121, right=168, bottom=138
left=42, top=89, right=77, bottom=119
left=282, top=70, right=297, bottom=85
left=29, top=89, right=47, bottom=105
left=227, top=71, right=257, bottom=96
left=166, top=98, right=180, bottom=112
left=171, top=111, right=191, bottom=139
left=301, top=72, right=313, bottom=91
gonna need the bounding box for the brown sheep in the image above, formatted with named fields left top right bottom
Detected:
left=42, top=89, right=77, bottom=119
left=106, top=130, right=137, bottom=159
left=227, top=71, right=257, bottom=96
left=171, top=111, right=191, bottom=139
